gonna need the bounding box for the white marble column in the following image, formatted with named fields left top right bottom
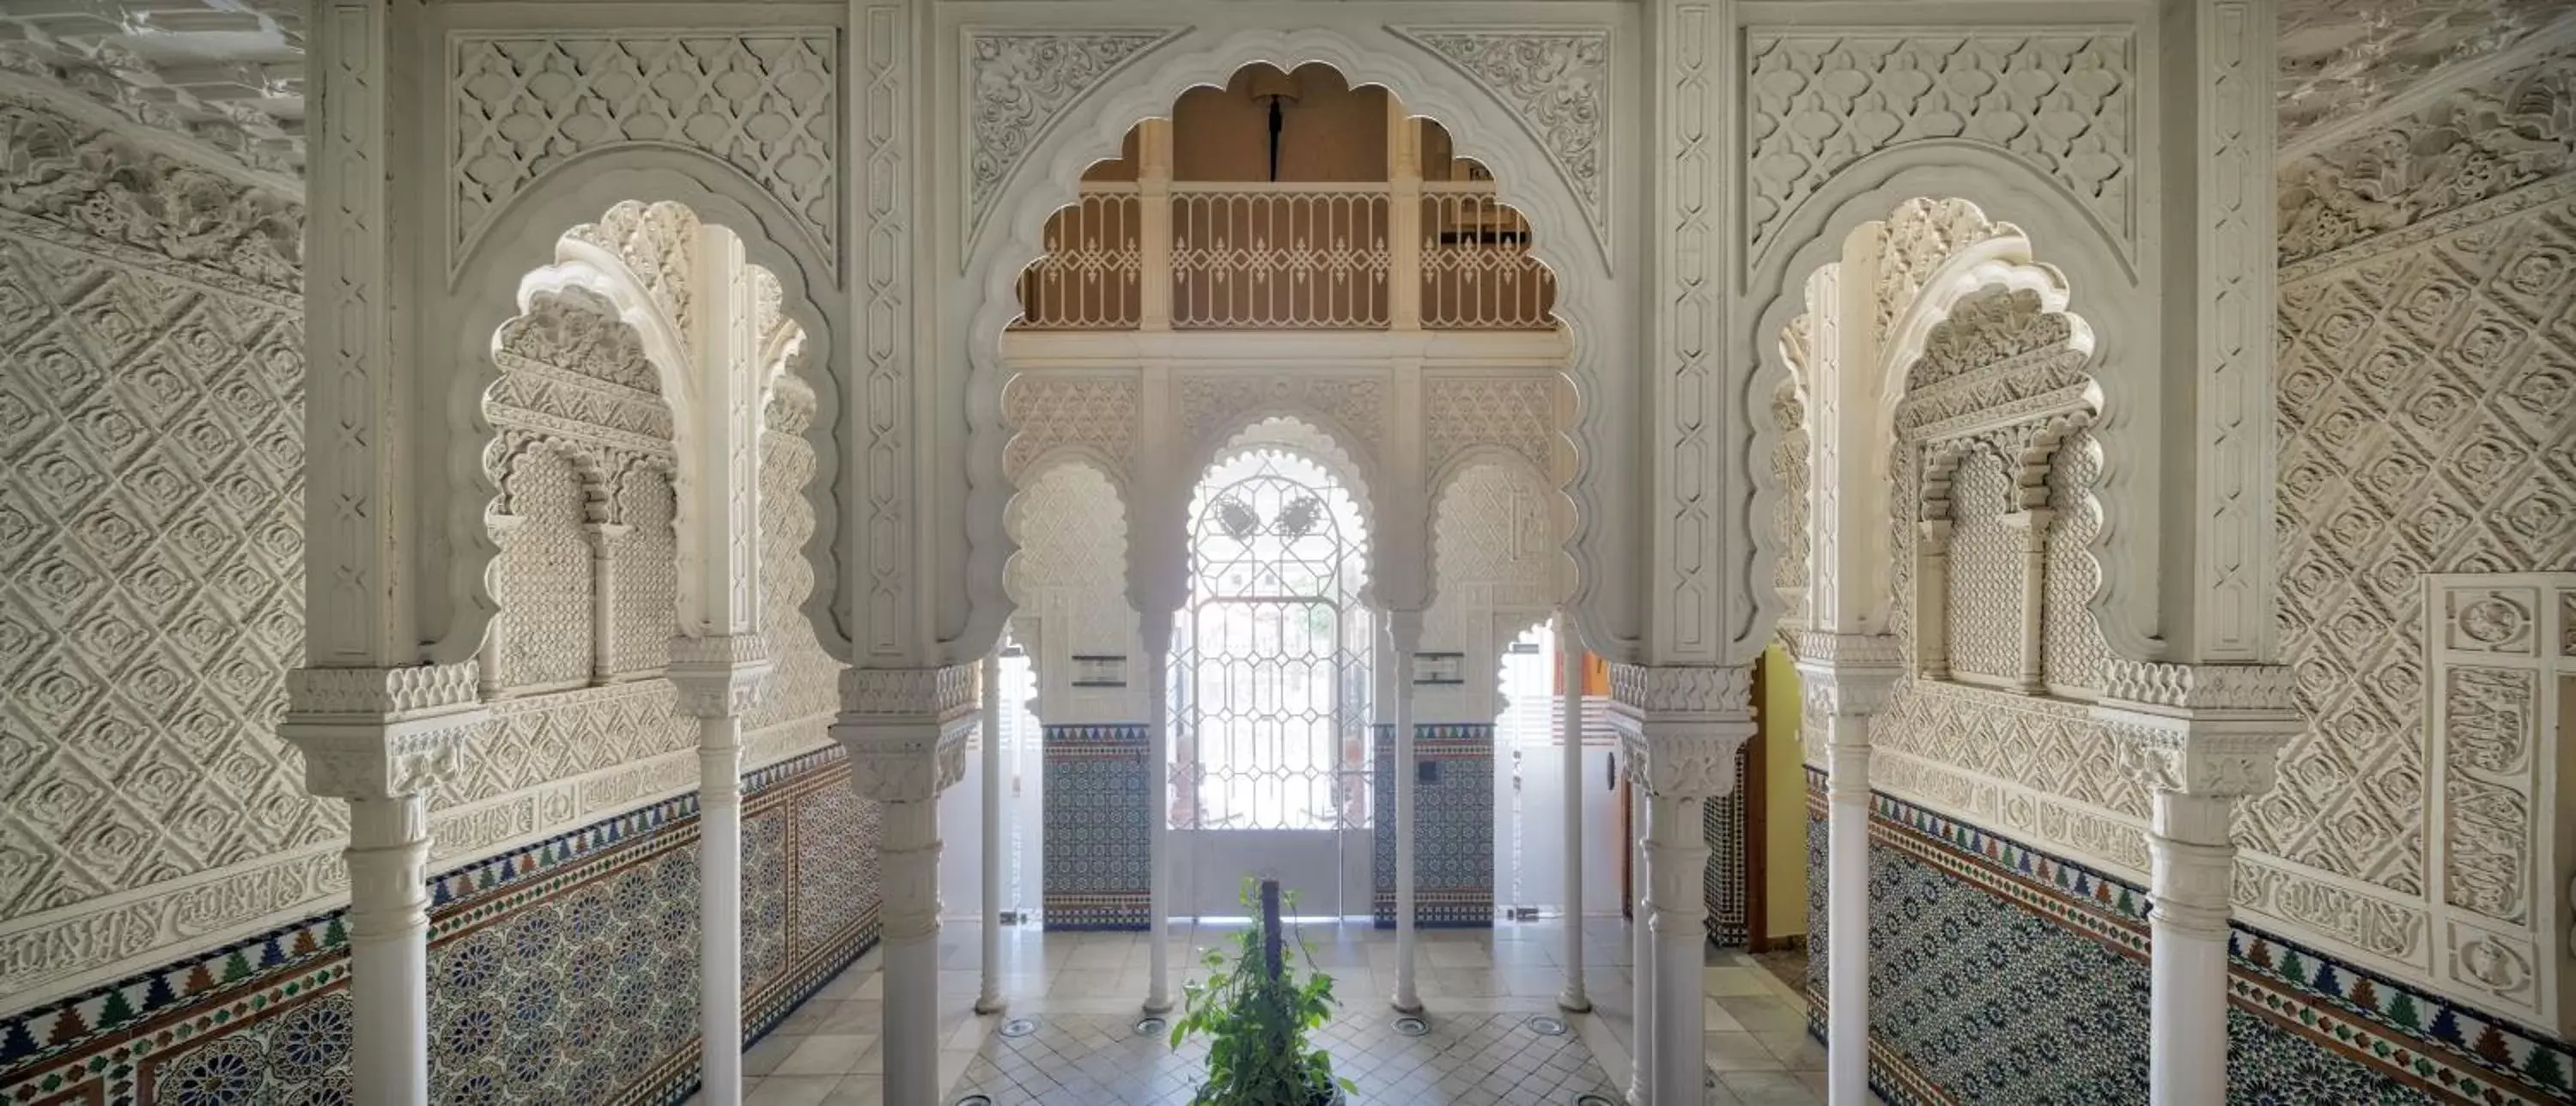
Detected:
left=976, top=652, right=1007, bottom=1016
left=1142, top=608, right=1176, bottom=1013
left=2099, top=679, right=2295, bottom=1106
left=1823, top=718, right=1871, bottom=1105
left=1644, top=793, right=1713, bottom=1100
left=280, top=665, right=485, bottom=1106
left=1626, top=787, right=1653, bottom=1106
left=669, top=636, right=770, bottom=1106
left=1612, top=663, right=1758, bottom=1106
left=1387, top=608, right=1425, bottom=1014
left=835, top=666, right=975, bottom=1106
left=1556, top=611, right=1589, bottom=1013
left=1794, top=643, right=1901, bottom=1106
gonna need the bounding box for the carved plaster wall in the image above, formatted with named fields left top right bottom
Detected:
left=0, top=95, right=326, bottom=1006
left=1422, top=461, right=1563, bottom=723
left=1742, top=32, right=2138, bottom=262
left=1005, top=463, right=1142, bottom=725
left=0, top=94, right=847, bottom=1012
left=447, top=32, right=841, bottom=269
left=2258, top=46, right=2575, bottom=1031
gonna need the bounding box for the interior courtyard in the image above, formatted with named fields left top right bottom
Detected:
left=0, top=2, right=2571, bottom=1105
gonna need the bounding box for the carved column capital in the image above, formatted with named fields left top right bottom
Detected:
left=666, top=633, right=774, bottom=720
left=833, top=665, right=979, bottom=805
left=1789, top=633, right=1905, bottom=721
left=279, top=664, right=488, bottom=801
left=1607, top=664, right=1755, bottom=800
left=2094, top=663, right=2302, bottom=807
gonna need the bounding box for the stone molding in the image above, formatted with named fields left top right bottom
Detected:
left=284, top=662, right=482, bottom=720
left=835, top=665, right=980, bottom=722
left=2099, top=659, right=2298, bottom=713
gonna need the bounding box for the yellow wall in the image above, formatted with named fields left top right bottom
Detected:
left=1759, top=641, right=1808, bottom=941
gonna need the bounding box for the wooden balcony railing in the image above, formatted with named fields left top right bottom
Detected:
left=1016, top=179, right=1556, bottom=332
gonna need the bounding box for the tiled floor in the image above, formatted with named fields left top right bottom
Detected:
left=702, top=918, right=1840, bottom=1106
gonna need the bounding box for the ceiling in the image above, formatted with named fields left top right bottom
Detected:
left=0, top=1, right=2564, bottom=187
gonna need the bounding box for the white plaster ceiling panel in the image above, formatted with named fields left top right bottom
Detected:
left=0, top=1, right=304, bottom=176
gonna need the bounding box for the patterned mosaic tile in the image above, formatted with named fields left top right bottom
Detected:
left=1373, top=725, right=1496, bottom=928
left=0, top=747, right=881, bottom=1106
left=1798, top=774, right=2576, bottom=1105
left=1042, top=723, right=1153, bottom=930
left=1704, top=744, right=1752, bottom=946
left=951, top=1010, right=1621, bottom=1104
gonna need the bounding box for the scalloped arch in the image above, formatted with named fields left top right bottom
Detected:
left=431, top=154, right=844, bottom=665
left=1738, top=143, right=2158, bottom=665
left=958, top=24, right=1625, bottom=667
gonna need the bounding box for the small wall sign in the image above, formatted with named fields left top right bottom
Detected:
left=1070, top=654, right=1127, bottom=688
left=1413, top=653, right=1466, bottom=685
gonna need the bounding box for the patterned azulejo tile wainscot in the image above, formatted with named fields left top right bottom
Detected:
left=1042, top=723, right=1152, bottom=930
left=1799, top=771, right=2576, bottom=1105
left=1702, top=744, right=1752, bottom=947
left=0, top=747, right=882, bottom=1106
left=1373, top=725, right=1495, bottom=928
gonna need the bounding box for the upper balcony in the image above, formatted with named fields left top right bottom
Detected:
left=1010, top=64, right=1560, bottom=337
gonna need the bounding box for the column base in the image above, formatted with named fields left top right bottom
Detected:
left=1555, top=990, right=1593, bottom=1014
left=975, top=996, right=1009, bottom=1017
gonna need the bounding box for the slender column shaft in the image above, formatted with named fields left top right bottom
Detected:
left=2146, top=790, right=2236, bottom=1106
left=1626, top=793, right=1652, bottom=1106
left=879, top=797, right=943, bottom=1104
left=345, top=796, right=432, bottom=1106
left=697, top=724, right=745, bottom=1105
left=1826, top=730, right=1872, bottom=1106
left=1391, top=623, right=1422, bottom=1013
left=1556, top=614, right=1589, bottom=1012
left=1646, top=794, right=1712, bottom=1106
left=1144, top=617, right=1175, bottom=1012
left=977, top=653, right=1006, bottom=1015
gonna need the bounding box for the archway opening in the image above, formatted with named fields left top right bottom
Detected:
left=1175, top=446, right=1374, bottom=920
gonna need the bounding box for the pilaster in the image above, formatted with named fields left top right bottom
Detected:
left=277, top=663, right=487, bottom=1106
left=2157, top=0, right=2281, bottom=663
left=2096, top=659, right=2300, bottom=1106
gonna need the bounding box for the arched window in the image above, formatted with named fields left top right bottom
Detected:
left=1174, top=450, right=1374, bottom=834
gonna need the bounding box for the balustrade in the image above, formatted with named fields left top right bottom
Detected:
left=1014, top=180, right=1555, bottom=331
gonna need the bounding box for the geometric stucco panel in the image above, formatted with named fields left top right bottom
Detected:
left=450, top=33, right=840, bottom=268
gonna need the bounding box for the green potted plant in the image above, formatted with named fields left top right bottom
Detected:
left=1170, top=878, right=1356, bottom=1105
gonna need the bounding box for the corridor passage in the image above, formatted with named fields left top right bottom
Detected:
left=700, top=917, right=1835, bottom=1106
